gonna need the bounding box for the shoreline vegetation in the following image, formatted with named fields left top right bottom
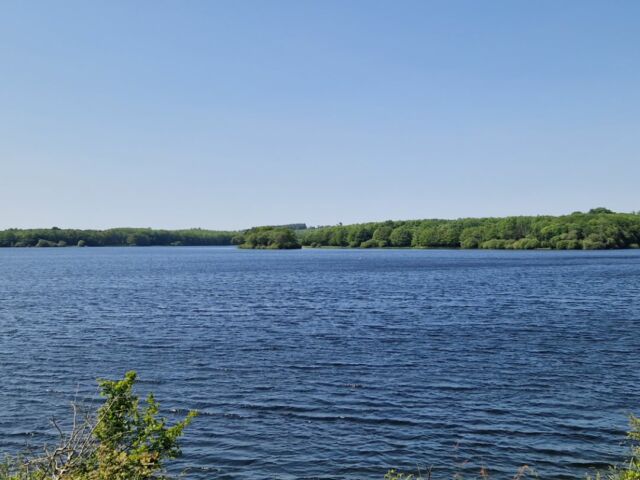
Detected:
left=299, top=208, right=640, bottom=251
left=1, top=209, right=640, bottom=250
left=238, top=226, right=302, bottom=249
left=0, top=228, right=238, bottom=248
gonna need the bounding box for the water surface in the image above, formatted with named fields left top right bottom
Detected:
left=1, top=247, right=639, bottom=479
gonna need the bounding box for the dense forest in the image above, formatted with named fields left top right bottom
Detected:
left=0, top=227, right=236, bottom=248
left=299, top=209, right=640, bottom=250
left=2, top=209, right=640, bottom=250
left=239, top=227, right=302, bottom=249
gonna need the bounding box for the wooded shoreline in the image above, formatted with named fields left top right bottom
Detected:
left=2, top=209, right=640, bottom=250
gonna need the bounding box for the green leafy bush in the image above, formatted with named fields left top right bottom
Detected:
left=35, top=239, right=57, bottom=248
left=0, top=371, right=196, bottom=480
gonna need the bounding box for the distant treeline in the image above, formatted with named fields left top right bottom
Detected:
left=0, top=227, right=237, bottom=248
left=264, top=223, right=307, bottom=231
left=3, top=209, right=640, bottom=250
left=299, top=208, right=640, bottom=250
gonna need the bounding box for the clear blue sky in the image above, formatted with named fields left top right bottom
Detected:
left=1, top=1, right=638, bottom=230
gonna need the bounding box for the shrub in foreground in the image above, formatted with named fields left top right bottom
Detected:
left=0, top=371, right=196, bottom=480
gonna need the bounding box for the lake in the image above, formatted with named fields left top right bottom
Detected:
left=0, top=247, right=639, bottom=479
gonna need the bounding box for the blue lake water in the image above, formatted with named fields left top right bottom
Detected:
left=0, top=247, right=639, bottom=479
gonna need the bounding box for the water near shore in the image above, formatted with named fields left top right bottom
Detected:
left=1, top=247, right=639, bottom=479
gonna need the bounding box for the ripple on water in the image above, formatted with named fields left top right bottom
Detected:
left=0, top=247, right=639, bottom=479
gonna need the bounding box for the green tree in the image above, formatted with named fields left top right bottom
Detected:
left=372, top=226, right=393, bottom=247
left=460, top=227, right=484, bottom=249
left=330, top=227, right=348, bottom=247
left=347, top=226, right=373, bottom=247
left=239, top=227, right=301, bottom=249
left=389, top=226, right=412, bottom=247
left=589, top=207, right=615, bottom=214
